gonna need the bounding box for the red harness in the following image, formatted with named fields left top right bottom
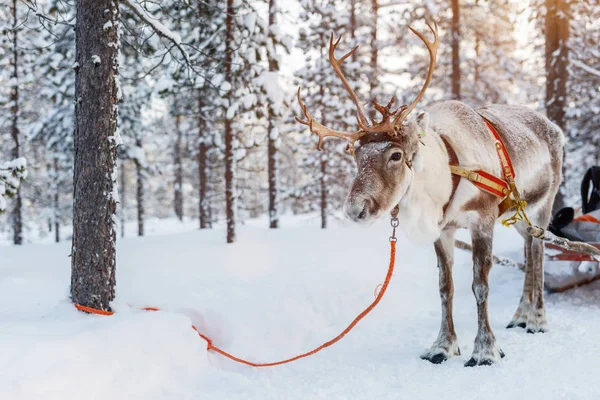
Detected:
left=443, top=115, right=517, bottom=214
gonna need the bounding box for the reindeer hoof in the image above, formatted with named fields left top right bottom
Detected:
left=527, top=327, right=547, bottom=334
left=421, top=353, right=448, bottom=364
left=421, top=340, right=460, bottom=365
left=464, top=356, right=499, bottom=367
left=465, top=340, right=504, bottom=367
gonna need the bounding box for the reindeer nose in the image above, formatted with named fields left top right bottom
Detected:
left=357, top=207, right=367, bottom=220
left=344, top=198, right=371, bottom=223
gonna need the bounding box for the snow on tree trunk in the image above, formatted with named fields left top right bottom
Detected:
left=120, top=159, right=126, bottom=238
left=225, top=0, right=236, bottom=243
left=451, top=0, right=461, bottom=100
left=267, top=0, right=279, bottom=229
left=53, top=158, right=60, bottom=243
left=197, top=101, right=210, bottom=229
left=545, top=0, right=570, bottom=212
left=135, top=138, right=144, bottom=237
left=174, top=112, right=184, bottom=221
left=71, top=0, right=120, bottom=312
left=10, top=0, right=23, bottom=245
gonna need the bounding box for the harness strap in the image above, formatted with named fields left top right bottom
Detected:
left=443, top=115, right=523, bottom=220
left=449, top=165, right=510, bottom=198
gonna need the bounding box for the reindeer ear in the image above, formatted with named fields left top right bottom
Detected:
left=416, top=111, right=430, bottom=132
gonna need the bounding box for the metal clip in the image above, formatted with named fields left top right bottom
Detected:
left=390, top=205, right=400, bottom=242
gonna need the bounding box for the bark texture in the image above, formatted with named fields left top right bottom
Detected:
left=135, top=138, right=144, bottom=236
left=10, top=0, right=23, bottom=245
left=174, top=113, right=184, bottom=221
left=267, top=0, right=279, bottom=229
left=225, top=0, right=236, bottom=243
left=71, top=0, right=119, bottom=311
left=53, top=158, right=60, bottom=243
left=545, top=0, right=570, bottom=211
left=120, top=159, right=126, bottom=238
left=451, top=0, right=461, bottom=100
left=197, top=96, right=210, bottom=229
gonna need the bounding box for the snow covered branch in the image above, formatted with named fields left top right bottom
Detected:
left=20, top=0, right=75, bottom=28
left=121, top=0, right=191, bottom=65
left=0, top=157, right=27, bottom=214
left=571, top=59, right=600, bottom=78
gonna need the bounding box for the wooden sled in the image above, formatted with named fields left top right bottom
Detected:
left=544, top=242, right=600, bottom=293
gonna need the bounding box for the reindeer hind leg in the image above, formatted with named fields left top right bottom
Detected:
left=507, top=205, right=551, bottom=333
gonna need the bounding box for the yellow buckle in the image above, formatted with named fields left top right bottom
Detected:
left=467, top=171, right=480, bottom=182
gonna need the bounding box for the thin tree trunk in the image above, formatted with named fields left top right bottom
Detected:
left=71, top=0, right=119, bottom=312
left=369, top=0, right=378, bottom=117
left=267, top=0, right=279, bottom=229
left=135, top=138, right=144, bottom=236
left=120, top=159, right=126, bottom=238
left=53, top=158, right=60, bottom=243
left=320, top=151, right=327, bottom=229
left=197, top=129, right=210, bottom=229
left=10, top=0, right=23, bottom=245
left=545, top=0, right=570, bottom=212
left=225, top=0, right=236, bottom=243
left=473, top=0, right=480, bottom=92
left=318, top=34, right=328, bottom=230
left=451, top=0, right=461, bottom=100
left=174, top=113, right=184, bottom=221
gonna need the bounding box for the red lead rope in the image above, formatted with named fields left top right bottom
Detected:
left=73, top=218, right=399, bottom=367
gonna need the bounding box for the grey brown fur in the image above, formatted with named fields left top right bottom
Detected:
left=344, top=100, right=564, bottom=366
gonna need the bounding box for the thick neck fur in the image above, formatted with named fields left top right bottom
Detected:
left=396, top=131, right=452, bottom=243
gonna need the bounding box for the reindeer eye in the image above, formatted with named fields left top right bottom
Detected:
left=389, top=152, right=402, bottom=162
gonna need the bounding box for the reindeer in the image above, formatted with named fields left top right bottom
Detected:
left=296, top=22, right=564, bottom=367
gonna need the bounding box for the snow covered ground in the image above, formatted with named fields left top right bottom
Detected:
left=1, top=215, right=600, bottom=400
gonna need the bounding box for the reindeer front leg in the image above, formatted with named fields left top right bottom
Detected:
left=421, top=227, right=460, bottom=364
left=465, top=218, right=505, bottom=367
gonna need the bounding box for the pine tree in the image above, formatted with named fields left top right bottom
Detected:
left=561, top=1, right=600, bottom=206
left=70, top=0, right=120, bottom=311
left=34, top=8, right=76, bottom=243
left=295, top=0, right=362, bottom=228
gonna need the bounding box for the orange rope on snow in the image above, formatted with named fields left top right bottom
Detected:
left=73, top=217, right=398, bottom=367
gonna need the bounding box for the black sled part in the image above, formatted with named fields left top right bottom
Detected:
left=582, top=166, right=600, bottom=214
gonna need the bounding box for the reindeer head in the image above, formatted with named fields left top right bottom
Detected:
left=296, top=22, right=439, bottom=223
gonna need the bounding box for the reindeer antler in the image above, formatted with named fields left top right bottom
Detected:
left=392, top=21, right=439, bottom=129
left=328, top=33, right=370, bottom=127
left=295, top=88, right=366, bottom=154
left=296, top=21, right=439, bottom=153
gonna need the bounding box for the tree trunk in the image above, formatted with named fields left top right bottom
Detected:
left=174, top=113, right=184, bottom=221
left=316, top=34, right=330, bottom=230
left=320, top=150, right=328, bottom=229
left=135, top=139, right=144, bottom=236
left=71, top=0, right=119, bottom=312
left=267, top=0, right=279, bottom=229
left=545, top=0, right=570, bottom=212
left=10, top=0, right=23, bottom=245
left=120, top=159, right=126, bottom=238
left=197, top=94, right=210, bottom=229
left=473, top=0, right=480, bottom=93
left=225, top=0, right=236, bottom=243
left=369, top=0, right=378, bottom=117
left=451, top=0, right=461, bottom=100
left=53, top=158, right=60, bottom=243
